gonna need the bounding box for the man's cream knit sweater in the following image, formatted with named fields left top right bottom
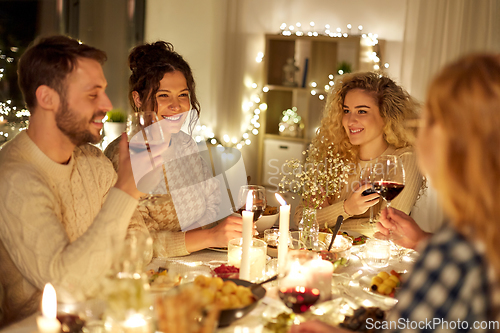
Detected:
left=0, top=131, right=142, bottom=328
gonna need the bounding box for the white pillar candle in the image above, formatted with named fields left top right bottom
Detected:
left=306, top=259, right=334, bottom=302
left=37, top=283, right=61, bottom=333
left=240, top=191, right=254, bottom=280
left=275, top=193, right=290, bottom=274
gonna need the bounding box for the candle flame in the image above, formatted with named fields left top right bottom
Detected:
left=41, top=283, right=57, bottom=319
left=246, top=190, right=253, bottom=211
left=275, top=193, right=287, bottom=206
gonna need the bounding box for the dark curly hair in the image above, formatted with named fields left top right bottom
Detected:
left=128, top=41, right=200, bottom=134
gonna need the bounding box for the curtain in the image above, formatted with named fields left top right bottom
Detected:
left=400, top=0, right=500, bottom=102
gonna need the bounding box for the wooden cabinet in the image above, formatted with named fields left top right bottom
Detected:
left=257, top=33, right=384, bottom=186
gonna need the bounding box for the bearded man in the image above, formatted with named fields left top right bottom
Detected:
left=0, top=35, right=147, bottom=328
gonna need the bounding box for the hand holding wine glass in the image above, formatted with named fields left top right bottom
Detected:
left=126, top=111, right=170, bottom=205
left=359, top=165, right=377, bottom=226
left=236, top=185, right=267, bottom=221
left=371, top=155, right=405, bottom=241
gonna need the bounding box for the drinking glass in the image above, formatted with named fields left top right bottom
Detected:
left=278, top=251, right=321, bottom=325
left=126, top=111, right=170, bottom=206
left=371, top=155, right=405, bottom=241
left=364, top=238, right=391, bottom=268
left=236, top=185, right=267, bottom=221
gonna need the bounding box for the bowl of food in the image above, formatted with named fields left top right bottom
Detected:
left=256, top=206, right=279, bottom=234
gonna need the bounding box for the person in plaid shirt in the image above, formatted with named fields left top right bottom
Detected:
left=291, top=54, right=500, bottom=333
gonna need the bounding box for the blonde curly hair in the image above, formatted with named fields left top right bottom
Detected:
left=312, top=72, right=420, bottom=163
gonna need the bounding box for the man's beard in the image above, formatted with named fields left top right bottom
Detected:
left=55, top=100, right=104, bottom=146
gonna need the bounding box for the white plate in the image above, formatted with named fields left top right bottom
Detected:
left=207, top=246, right=228, bottom=252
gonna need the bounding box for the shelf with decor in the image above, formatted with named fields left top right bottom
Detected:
left=258, top=33, right=385, bottom=187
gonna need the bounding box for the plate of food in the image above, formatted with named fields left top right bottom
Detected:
left=155, top=276, right=266, bottom=329
left=359, top=270, right=404, bottom=299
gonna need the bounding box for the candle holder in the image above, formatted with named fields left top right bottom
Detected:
left=227, top=238, right=267, bottom=282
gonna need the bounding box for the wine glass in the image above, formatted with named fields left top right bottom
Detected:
left=359, top=165, right=376, bottom=227
left=236, top=185, right=266, bottom=221
left=278, top=251, right=321, bottom=325
left=126, top=111, right=170, bottom=206
left=371, top=155, right=405, bottom=241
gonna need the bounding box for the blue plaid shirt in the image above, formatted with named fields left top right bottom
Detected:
left=385, top=224, right=496, bottom=333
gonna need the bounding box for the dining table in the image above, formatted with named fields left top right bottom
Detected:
left=0, top=228, right=419, bottom=333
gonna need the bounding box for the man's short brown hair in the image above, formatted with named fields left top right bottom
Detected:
left=17, top=35, right=107, bottom=111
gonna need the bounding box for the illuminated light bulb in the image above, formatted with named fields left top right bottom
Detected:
left=328, top=74, right=334, bottom=79
left=280, top=23, right=287, bottom=30
left=254, top=115, right=260, bottom=120
left=374, top=56, right=380, bottom=63
left=231, top=137, right=237, bottom=144
left=251, top=82, right=257, bottom=89
left=313, top=32, right=318, bottom=36
left=338, top=69, right=344, bottom=75
left=307, top=32, right=313, bottom=36
left=347, top=24, right=352, bottom=29
left=250, top=119, right=256, bottom=125
left=319, top=95, right=325, bottom=100
left=329, top=33, right=334, bottom=37
left=362, top=33, right=367, bottom=38
left=358, top=25, right=363, bottom=31
left=296, top=22, right=301, bottom=27
left=209, top=132, right=215, bottom=138
left=283, top=31, right=291, bottom=36
left=195, top=136, right=202, bottom=142
left=201, top=125, right=207, bottom=130
left=195, top=125, right=201, bottom=131
left=256, top=56, right=262, bottom=63
left=336, top=27, right=341, bottom=32
left=245, top=139, right=251, bottom=145
left=374, top=64, right=380, bottom=70
left=243, top=133, right=249, bottom=139
left=262, top=86, right=269, bottom=93
left=223, top=134, right=230, bottom=142
left=311, top=82, right=317, bottom=88
left=254, top=109, right=260, bottom=115
left=254, top=123, right=260, bottom=128
left=343, top=33, right=348, bottom=37
left=257, top=52, right=263, bottom=58
left=324, top=85, right=330, bottom=90
left=237, top=144, right=242, bottom=149
left=325, top=24, right=330, bottom=29
left=259, top=103, right=267, bottom=111
left=210, top=138, right=217, bottom=145
left=384, top=63, right=390, bottom=69
left=289, top=25, right=295, bottom=31
left=310, top=21, right=315, bottom=27
left=311, top=90, right=317, bottom=96
left=252, top=129, right=259, bottom=135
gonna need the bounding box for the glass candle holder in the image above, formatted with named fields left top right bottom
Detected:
left=227, top=238, right=267, bottom=282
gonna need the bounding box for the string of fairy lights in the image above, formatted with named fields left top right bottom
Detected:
left=193, top=22, right=387, bottom=149
left=1, top=23, right=387, bottom=147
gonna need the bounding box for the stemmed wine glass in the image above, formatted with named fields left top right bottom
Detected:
left=236, top=185, right=266, bottom=221
left=359, top=165, right=376, bottom=227
left=278, top=251, right=321, bottom=325
left=126, top=111, right=170, bottom=206
left=371, top=155, right=405, bottom=241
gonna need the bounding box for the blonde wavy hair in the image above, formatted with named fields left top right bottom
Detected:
left=425, top=54, right=500, bottom=278
left=312, top=72, right=420, bottom=163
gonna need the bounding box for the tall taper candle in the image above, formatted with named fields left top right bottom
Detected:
left=240, top=191, right=254, bottom=280
left=37, top=283, right=61, bottom=333
left=275, top=193, right=290, bottom=274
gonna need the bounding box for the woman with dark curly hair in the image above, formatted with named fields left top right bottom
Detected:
left=294, top=72, right=424, bottom=235
left=105, top=41, right=244, bottom=257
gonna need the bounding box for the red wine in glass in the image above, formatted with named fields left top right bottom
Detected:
left=278, top=286, right=320, bottom=314
left=237, top=207, right=263, bottom=221
left=372, top=181, right=405, bottom=203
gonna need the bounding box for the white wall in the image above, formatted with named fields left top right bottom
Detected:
left=145, top=0, right=408, bottom=182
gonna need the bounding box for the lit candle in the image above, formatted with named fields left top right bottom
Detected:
left=37, top=283, right=61, bottom=333
left=306, top=259, right=334, bottom=302
left=275, top=193, right=290, bottom=274
left=123, top=313, right=149, bottom=333
left=240, top=191, right=254, bottom=280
